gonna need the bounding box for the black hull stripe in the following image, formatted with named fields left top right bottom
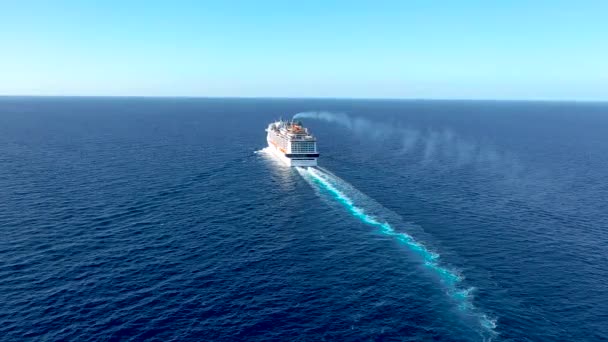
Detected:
left=285, top=153, right=320, bottom=158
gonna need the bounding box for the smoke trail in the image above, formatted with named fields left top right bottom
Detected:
left=294, top=111, right=521, bottom=175
left=296, top=166, right=497, bottom=340
left=294, top=111, right=396, bottom=139
left=294, top=111, right=354, bottom=129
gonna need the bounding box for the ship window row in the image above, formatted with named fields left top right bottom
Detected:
left=291, top=142, right=316, bottom=153
left=272, top=133, right=288, bottom=148
left=291, top=147, right=315, bottom=152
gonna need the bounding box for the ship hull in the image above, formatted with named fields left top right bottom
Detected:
left=267, top=139, right=317, bottom=167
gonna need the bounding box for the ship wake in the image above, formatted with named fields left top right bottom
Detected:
left=253, top=147, right=271, bottom=154
left=296, top=166, right=497, bottom=340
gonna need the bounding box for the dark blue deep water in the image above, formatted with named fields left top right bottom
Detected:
left=1, top=97, right=607, bottom=341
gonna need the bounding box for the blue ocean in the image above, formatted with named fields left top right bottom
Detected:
left=1, top=97, right=607, bottom=341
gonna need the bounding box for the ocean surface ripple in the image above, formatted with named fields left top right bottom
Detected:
left=1, top=97, right=607, bottom=341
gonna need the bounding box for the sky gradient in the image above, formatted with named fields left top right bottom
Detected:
left=1, top=1, right=607, bottom=100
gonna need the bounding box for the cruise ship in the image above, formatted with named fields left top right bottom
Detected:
left=266, top=119, right=319, bottom=166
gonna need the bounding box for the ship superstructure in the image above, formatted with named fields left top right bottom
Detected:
left=266, top=119, right=319, bottom=167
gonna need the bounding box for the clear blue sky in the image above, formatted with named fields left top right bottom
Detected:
left=1, top=1, right=607, bottom=100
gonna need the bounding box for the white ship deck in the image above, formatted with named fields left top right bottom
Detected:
left=266, top=119, right=319, bottom=167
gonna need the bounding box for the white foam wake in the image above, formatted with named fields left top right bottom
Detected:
left=296, top=166, right=497, bottom=340
left=254, top=147, right=271, bottom=154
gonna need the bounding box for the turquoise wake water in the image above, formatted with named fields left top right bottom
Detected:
left=297, top=166, right=497, bottom=340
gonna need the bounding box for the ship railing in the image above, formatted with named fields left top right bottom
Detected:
left=289, top=136, right=315, bottom=141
